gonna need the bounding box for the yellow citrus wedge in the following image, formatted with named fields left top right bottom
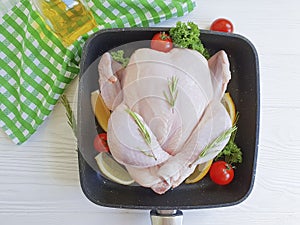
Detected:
left=221, top=92, right=236, bottom=124
left=91, top=90, right=111, bottom=132
left=95, top=152, right=135, bottom=185
left=185, top=160, right=213, bottom=184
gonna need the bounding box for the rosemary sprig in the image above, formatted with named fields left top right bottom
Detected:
left=126, top=109, right=157, bottom=160
left=215, top=112, right=243, bottom=165
left=163, top=76, right=179, bottom=107
left=199, top=125, right=237, bottom=158
left=126, top=108, right=151, bottom=145
left=138, top=147, right=157, bottom=161
left=60, top=94, right=77, bottom=139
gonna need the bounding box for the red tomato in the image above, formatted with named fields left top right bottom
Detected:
left=210, top=18, right=234, bottom=33
left=94, top=133, right=109, bottom=152
left=151, top=32, right=173, bottom=53
left=209, top=161, right=234, bottom=185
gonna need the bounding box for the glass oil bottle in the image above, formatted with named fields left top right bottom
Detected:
left=33, top=0, right=97, bottom=46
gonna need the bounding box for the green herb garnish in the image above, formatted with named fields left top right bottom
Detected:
left=215, top=113, right=242, bottom=165
left=163, top=76, right=179, bottom=108
left=110, top=50, right=130, bottom=67
left=126, top=108, right=151, bottom=145
left=60, top=94, right=77, bottom=139
left=126, top=109, right=157, bottom=160
left=138, top=147, right=157, bottom=161
left=169, top=21, right=210, bottom=59
left=199, top=126, right=237, bottom=159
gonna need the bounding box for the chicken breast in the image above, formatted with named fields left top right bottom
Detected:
left=98, top=47, right=232, bottom=194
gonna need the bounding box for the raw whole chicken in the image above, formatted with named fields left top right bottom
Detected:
left=98, top=47, right=232, bottom=194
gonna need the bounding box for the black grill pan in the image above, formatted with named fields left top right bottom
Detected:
left=77, top=28, right=259, bottom=213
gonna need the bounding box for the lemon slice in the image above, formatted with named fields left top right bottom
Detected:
left=91, top=90, right=111, bottom=132
left=95, top=152, right=135, bottom=185
left=185, top=160, right=213, bottom=184
left=221, top=92, right=236, bottom=124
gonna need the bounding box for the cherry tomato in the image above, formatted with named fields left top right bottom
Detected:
left=209, top=161, right=234, bottom=185
left=210, top=18, right=234, bottom=33
left=151, top=32, right=173, bottom=53
left=94, top=133, right=109, bottom=152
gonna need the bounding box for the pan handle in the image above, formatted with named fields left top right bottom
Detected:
left=150, top=210, right=183, bottom=225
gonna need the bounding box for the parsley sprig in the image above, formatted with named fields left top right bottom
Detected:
left=110, top=50, right=130, bottom=67
left=169, top=21, right=210, bottom=59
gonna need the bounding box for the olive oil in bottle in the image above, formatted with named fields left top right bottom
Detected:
left=33, top=0, right=97, bottom=46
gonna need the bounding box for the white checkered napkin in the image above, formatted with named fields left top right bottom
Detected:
left=0, top=0, right=196, bottom=144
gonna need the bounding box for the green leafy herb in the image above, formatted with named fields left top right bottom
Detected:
left=215, top=113, right=242, bottom=165
left=110, top=50, right=130, bottom=67
left=60, top=94, right=77, bottom=139
left=163, top=76, right=179, bottom=108
left=138, top=147, right=157, bottom=161
left=126, top=108, right=151, bottom=145
left=126, top=109, right=157, bottom=160
left=169, top=21, right=210, bottom=59
left=199, top=126, right=237, bottom=158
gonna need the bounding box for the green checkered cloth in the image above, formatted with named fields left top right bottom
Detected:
left=0, top=0, right=196, bottom=144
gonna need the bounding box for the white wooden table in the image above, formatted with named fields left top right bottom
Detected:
left=1, top=0, right=300, bottom=224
